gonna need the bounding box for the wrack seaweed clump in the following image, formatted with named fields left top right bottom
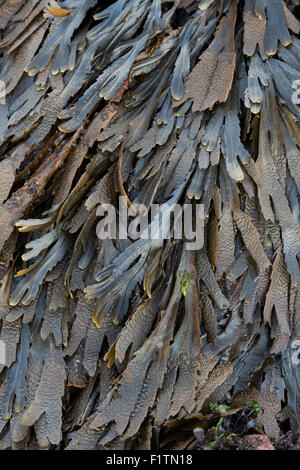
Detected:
left=0, top=0, right=299, bottom=450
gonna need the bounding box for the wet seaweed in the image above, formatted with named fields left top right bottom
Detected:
left=0, top=0, right=299, bottom=450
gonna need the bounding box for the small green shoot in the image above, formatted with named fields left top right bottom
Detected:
left=215, top=417, right=224, bottom=439
left=179, top=271, right=191, bottom=297
left=249, top=400, right=262, bottom=416
left=209, top=402, right=231, bottom=414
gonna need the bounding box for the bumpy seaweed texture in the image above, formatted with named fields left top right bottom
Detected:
left=0, top=0, right=299, bottom=450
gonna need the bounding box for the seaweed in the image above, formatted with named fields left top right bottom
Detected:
left=0, top=0, right=299, bottom=450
